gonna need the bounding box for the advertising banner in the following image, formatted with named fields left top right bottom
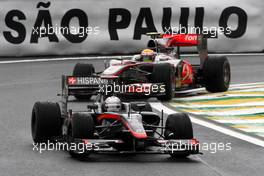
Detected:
left=0, top=0, right=263, bottom=56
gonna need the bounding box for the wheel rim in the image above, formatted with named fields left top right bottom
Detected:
left=223, top=63, right=230, bottom=86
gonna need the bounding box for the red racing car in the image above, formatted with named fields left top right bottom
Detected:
left=71, top=32, right=231, bottom=100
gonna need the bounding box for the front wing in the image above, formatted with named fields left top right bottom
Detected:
left=69, top=138, right=200, bottom=155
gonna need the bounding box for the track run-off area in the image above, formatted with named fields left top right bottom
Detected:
left=170, top=83, right=264, bottom=137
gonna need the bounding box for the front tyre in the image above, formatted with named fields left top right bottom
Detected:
left=68, top=113, right=95, bottom=158
left=164, top=113, right=193, bottom=158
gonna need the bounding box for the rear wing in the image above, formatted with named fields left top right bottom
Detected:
left=60, top=75, right=109, bottom=115
left=61, top=75, right=108, bottom=97
left=146, top=32, right=209, bottom=68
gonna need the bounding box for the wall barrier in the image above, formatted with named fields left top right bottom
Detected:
left=0, top=0, right=263, bottom=56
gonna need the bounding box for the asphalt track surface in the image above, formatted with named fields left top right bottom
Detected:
left=0, top=55, right=264, bottom=176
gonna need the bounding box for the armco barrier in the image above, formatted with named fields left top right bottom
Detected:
left=0, top=0, right=263, bottom=56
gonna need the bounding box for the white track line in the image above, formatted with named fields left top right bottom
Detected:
left=0, top=55, right=132, bottom=64
left=216, top=119, right=264, bottom=124
left=150, top=102, right=264, bottom=147
left=0, top=53, right=264, bottom=64
left=183, top=53, right=264, bottom=57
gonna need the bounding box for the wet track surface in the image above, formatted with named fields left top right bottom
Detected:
left=0, top=55, right=264, bottom=176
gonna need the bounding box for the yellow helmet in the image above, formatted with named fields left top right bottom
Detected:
left=141, top=49, right=154, bottom=56
left=140, top=49, right=155, bottom=62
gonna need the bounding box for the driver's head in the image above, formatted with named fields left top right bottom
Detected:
left=140, top=49, right=155, bottom=62
left=104, top=96, right=121, bottom=112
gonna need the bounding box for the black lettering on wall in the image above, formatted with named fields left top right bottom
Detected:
left=61, top=9, right=88, bottom=43
left=30, top=4, right=59, bottom=43
left=219, top=6, right=247, bottom=38
left=162, top=7, right=172, bottom=34
left=108, top=8, right=131, bottom=40
left=179, top=7, right=189, bottom=33
left=3, top=10, right=26, bottom=44
left=195, top=7, right=204, bottom=34
left=133, top=8, right=157, bottom=40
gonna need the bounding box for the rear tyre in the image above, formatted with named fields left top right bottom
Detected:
left=31, top=102, right=61, bottom=143
left=73, top=63, right=95, bottom=76
left=68, top=113, right=94, bottom=158
left=72, top=63, right=95, bottom=100
left=151, top=63, right=175, bottom=101
left=164, top=113, right=193, bottom=158
left=203, top=56, right=231, bottom=93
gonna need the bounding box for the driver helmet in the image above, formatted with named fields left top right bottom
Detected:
left=104, top=96, right=122, bottom=112
left=140, top=49, right=156, bottom=62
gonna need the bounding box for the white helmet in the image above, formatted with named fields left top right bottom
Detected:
left=104, top=96, right=121, bottom=112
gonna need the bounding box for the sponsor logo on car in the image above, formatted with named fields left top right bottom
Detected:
left=67, top=77, right=108, bottom=85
